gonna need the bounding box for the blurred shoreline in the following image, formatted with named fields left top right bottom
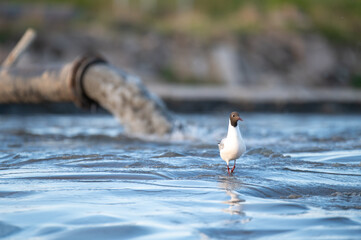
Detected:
left=0, top=1, right=360, bottom=113
left=149, top=84, right=361, bottom=113
left=1, top=84, right=361, bottom=114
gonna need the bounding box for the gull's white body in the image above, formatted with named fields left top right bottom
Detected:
left=219, top=120, right=246, bottom=165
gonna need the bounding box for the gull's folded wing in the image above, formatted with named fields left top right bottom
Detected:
left=218, top=139, right=225, bottom=151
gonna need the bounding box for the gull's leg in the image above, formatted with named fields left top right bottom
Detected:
left=231, top=160, right=236, bottom=173
left=227, top=164, right=230, bottom=174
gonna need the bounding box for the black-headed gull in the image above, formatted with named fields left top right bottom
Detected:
left=218, top=112, right=246, bottom=174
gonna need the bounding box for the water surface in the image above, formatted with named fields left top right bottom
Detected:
left=0, top=113, right=361, bottom=239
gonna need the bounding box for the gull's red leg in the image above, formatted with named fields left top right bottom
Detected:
left=227, top=165, right=230, bottom=174
left=231, top=161, right=236, bottom=173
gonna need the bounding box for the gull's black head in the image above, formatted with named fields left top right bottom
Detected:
left=229, top=111, right=243, bottom=127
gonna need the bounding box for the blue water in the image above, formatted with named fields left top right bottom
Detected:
left=0, top=113, right=361, bottom=239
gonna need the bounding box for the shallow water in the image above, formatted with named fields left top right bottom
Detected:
left=0, top=113, right=361, bottom=239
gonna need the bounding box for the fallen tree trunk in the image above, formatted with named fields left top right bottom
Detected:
left=0, top=56, right=173, bottom=135
left=82, top=61, right=173, bottom=135
left=0, top=64, right=74, bottom=103
left=0, top=29, right=172, bottom=135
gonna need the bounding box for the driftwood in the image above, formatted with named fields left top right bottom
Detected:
left=83, top=63, right=172, bottom=135
left=0, top=64, right=74, bottom=103
left=2, top=28, right=36, bottom=69
left=0, top=57, right=173, bottom=135
left=0, top=30, right=172, bottom=135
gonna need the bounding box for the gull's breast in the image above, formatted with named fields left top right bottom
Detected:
left=220, top=138, right=244, bottom=161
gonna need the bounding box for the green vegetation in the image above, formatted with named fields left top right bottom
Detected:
left=2, top=0, right=360, bottom=44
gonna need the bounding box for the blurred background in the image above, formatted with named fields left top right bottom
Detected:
left=1, top=0, right=361, bottom=112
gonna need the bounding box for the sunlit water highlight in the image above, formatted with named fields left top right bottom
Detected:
left=0, top=113, right=361, bottom=239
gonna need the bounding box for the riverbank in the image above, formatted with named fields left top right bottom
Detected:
left=1, top=84, right=361, bottom=114
left=1, top=2, right=360, bottom=90
left=149, top=84, right=361, bottom=113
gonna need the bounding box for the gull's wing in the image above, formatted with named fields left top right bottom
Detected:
left=218, top=138, right=225, bottom=151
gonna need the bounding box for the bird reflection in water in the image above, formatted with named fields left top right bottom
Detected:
left=219, top=177, right=252, bottom=224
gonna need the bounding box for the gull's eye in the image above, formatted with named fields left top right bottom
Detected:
left=232, top=114, right=235, bottom=117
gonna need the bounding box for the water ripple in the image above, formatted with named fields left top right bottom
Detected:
left=0, top=113, right=361, bottom=239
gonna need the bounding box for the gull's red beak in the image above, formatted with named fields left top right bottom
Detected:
left=238, top=117, right=243, bottom=121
